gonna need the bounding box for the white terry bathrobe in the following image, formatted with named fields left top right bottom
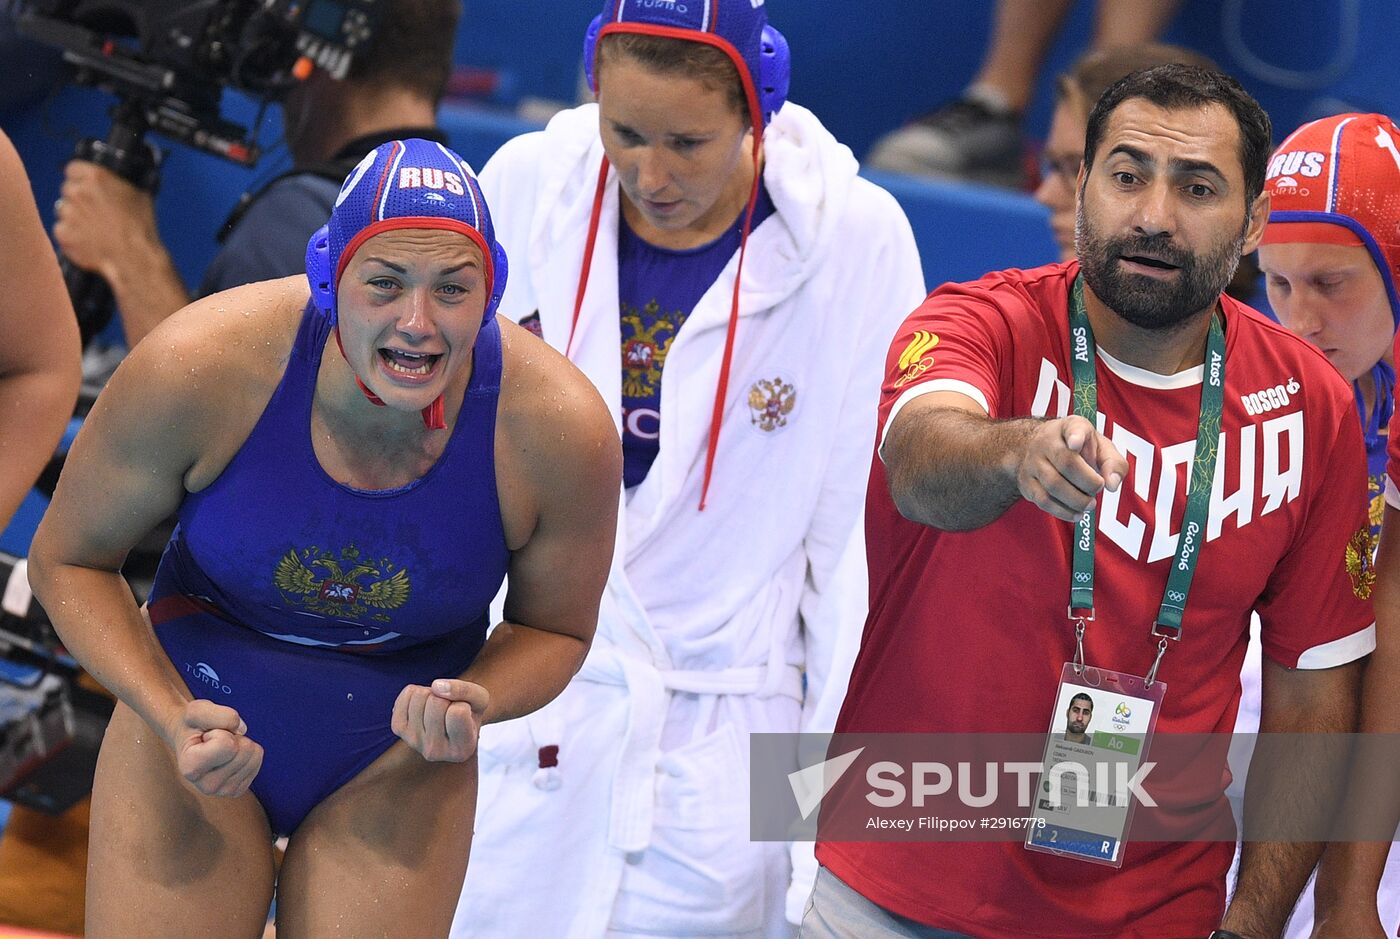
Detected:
left=452, top=101, right=926, bottom=938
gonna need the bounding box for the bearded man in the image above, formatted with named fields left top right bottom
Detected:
left=809, top=65, right=1374, bottom=939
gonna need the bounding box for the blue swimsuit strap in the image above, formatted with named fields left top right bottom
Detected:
left=1355, top=359, right=1395, bottom=452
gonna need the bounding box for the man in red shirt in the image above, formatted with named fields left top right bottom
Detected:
left=810, top=66, right=1374, bottom=939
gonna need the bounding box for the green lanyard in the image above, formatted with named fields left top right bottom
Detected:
left=1066, top=275, right=1225, bottom=683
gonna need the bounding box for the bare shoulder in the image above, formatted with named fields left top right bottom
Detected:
left=496, top=316, right=619, bottom=455
left=96, top=276, right=310, bottom=487
left=493, top=317, right=621, bottom=543
left=0, top=130, right=32, bottom=206
left=133, top=276, right=308, bottom=385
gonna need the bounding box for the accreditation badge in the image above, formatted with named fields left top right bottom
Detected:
left=1023, top=662, right=1166, bottom=867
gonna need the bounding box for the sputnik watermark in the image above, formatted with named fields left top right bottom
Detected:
left=864, top=758, right=1156, bottom=809
left=754, top=732, right=1389, bottom=844
left=754, top=733, right=1181, bottom=843
left=785, top=751, right=1154, bottom=822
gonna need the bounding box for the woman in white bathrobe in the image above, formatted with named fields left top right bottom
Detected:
left=452, top=3, right=925, bottom=937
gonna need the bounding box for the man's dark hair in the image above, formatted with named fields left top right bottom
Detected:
left=1082, top=63, right=1272, bottom=207
left=1056, top=44, right=1219, bottom=115
left=348, top=0, right=461, bottom=105
left=1068, top=693, right=1094, bottom=712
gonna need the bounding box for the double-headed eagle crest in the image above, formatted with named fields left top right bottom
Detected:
left=748, top=377, right=798, bottom=432
left=621, top=300, right=684, bottom=398
left=1346, top=524, right=1377, bottom=600
left=273, top=544, right=410, bottom=621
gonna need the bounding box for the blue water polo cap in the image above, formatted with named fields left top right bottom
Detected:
left=583, top=0, right=790, bottom=128
left=304, top=138, right=508, bottom=430
left=307, top=137, right=507, bottom=322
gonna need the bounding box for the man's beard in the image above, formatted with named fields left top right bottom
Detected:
left=1076, top=206, right=1246, bottom=331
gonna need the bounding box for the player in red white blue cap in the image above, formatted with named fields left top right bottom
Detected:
left=1259, top=113, right=1400, bottom=483
left=28, top=138, right=620, bottom=935
left=452, top=1, right=926, bottom=936
left=1254, top=112, right=1400, bottom=939
left=313, top=137, right=509, bottom=430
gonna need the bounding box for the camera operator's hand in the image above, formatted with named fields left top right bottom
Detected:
left=52, top=160, right=190, bottom=347
left=53, top=160, right=159, bottom=277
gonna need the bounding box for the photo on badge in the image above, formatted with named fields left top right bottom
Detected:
left=1024, top=662, right=1165, bottom=867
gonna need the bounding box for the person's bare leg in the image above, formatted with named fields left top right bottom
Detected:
left=1091, top=0, right=1186, bottom=48
left=85, top=703, right=276, bottom=939
left=275, top=742, right=477, bottom=938
left=971, top=0, right=1077, bottom=112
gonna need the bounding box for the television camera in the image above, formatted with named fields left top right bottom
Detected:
left=10, top=0, right=383, bottom=341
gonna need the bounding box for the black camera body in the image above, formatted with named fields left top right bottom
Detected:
left=13, top=0, right=383, bottom=162
left=10, top=0, right=382, bottom=341
left=20, top=0, right=381, bottom=84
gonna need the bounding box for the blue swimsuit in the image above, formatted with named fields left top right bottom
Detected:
left=149, top=304, right=509, bottom=835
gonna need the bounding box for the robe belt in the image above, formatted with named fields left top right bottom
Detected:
left=572, top=649, right=804, bottom=853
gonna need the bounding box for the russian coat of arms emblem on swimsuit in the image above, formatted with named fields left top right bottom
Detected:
left=621, top=300, right=685, bottom=398
left=273, top=543, right=411, bottom=621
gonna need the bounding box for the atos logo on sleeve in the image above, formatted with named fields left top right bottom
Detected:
left=397, top=167, right=466, bottom=196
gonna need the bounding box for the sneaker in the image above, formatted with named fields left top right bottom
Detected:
left=866, top=95, right=1025, bottom=189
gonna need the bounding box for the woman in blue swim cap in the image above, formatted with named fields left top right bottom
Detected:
left=29, top=138, right=621, bottom=936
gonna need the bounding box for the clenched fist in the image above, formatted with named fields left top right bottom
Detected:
left=171, top=698, right=264, bottom=798
left=392, top=678, right=490, bottom=763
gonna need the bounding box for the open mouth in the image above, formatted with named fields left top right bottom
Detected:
left=378, top=348, right=442, bottom=379
left=1119, top=254, right=1181, bottom=273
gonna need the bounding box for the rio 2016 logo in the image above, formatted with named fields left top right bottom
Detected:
left=1112, top=701, right=1132, bottom=729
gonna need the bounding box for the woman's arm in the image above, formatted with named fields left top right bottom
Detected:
left=391, top=329, right=622, bottom=762
left=25, top=288, right=285, bottom=777
left=465, top=347, right=621, bottom=724
left=478, top=362, right=620, bottom=716
left=29, top=327, right=204, bottom=740
left=0, top=130, right=81, bottom=531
